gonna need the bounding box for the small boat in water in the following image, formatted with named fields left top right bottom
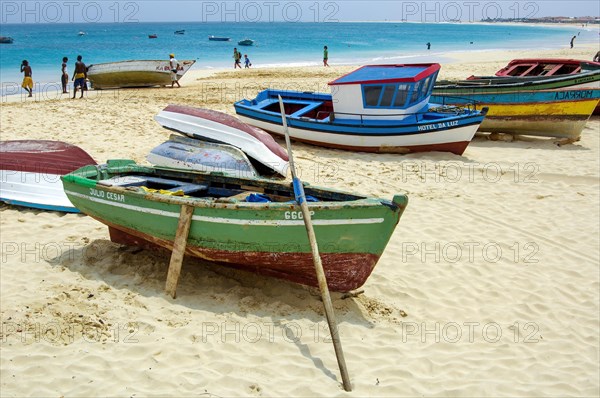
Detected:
left=209, top=35, right=230, bottom=41
left=147, top=134, right=260, bottom=178
left=0, top=36, right=14, bottom=44
left=148, top=34, right=158, bottom=39
left=238, top=39, right=254, bottom=46
left=62, top=159, right=408, bottom=291
left=235, top=64, right=488, bottom=155
left=174, top=30, right=185, bottom=35
left=0, top=140, right=96, bottom=212
left=78, top=31, right=86, bottom=36
left=154, top=105, right=289, bottom=176
left=87, top=59, right=196, bottom=89
left=432, top=67, right=600, bottom=140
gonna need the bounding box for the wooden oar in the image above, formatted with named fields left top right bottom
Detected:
left=277, top=95, right=352, bottom=392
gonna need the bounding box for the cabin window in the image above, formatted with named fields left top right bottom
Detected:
left=409, top=81, right=423, bottom=104
left=420, top=76, right=431, bottom=97
left=379, top=85, right=396, bottom=107
left=393, top=84, right=410, bottom=107
left=364, top=85, right=383, bottom=107
left=362, top=80, right=433, bottom=109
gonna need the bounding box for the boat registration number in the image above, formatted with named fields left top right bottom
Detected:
left=89, top=188, right=125, bottom=203
left=284, top=210, right=314, bottom=220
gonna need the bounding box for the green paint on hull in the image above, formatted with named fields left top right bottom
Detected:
left=89, top=71, right=171, bottom=89
left=435, top=71, right=600, bottom=94
left=62, top=161, right=407, bottom=258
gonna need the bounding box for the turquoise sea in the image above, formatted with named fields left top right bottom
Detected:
left=0, top=21, right=595, bottom=89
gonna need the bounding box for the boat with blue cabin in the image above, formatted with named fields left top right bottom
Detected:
left=234, top=64, right=488, bottom=155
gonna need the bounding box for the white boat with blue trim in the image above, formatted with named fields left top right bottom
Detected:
left=234, top=64, right=488, bottom=155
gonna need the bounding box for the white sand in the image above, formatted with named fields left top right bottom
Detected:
left=1, top=43, right=599, bottom=396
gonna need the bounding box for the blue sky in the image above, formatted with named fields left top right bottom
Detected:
left=1, top=1, right=598, bottom=23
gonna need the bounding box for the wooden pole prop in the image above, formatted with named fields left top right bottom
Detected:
left=277, top=96, right=352, bottom=391
left=165, top=204, right=194, bottom=299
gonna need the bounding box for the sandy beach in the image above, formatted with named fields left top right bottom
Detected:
left=1, top=43, right=599, bottom=397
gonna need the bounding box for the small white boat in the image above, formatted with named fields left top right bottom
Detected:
left=87, top=59, right=196, bottom=89
left=147, top=135, right=260, bottom=178
left=154, top=105, right=288, bottom=176
left=0, top=140, right=96, bottom=212
left=78, top=31, right=86, bottom=36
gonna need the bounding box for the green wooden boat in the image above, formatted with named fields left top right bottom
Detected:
left=62, top=160, right=408, bottom=291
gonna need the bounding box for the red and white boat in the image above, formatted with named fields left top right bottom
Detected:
left=154, top=105, right=289, bottom=176
left=0, top=140, right=96, bottom=212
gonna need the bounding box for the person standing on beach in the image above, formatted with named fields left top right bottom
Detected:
left=61, top=57, right=68, bottom=94
left=71, top=55, right=87, bottom=99
left=170, top=53, right=180, bottom=88
left=323, top=45, right=329, bottom=67
left=20, top=60, right=33, bottom=97
left=570, top=35, right=576, bottom=48
left=233, top=48, right=241, bottom=69
left=244, top=54, right=251, bottom=68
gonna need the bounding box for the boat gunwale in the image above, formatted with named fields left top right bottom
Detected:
left=434, top=69, right=600, bottom=90
left=87, top=60, right=196, bottom=77
left=235, top=100, right=487, bottom=135
left=62, top=164, right=400, bottom=212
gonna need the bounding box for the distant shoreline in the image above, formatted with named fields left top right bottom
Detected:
left=1, top=19, right=598, bottom=25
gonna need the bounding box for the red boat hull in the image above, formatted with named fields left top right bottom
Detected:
left=106, top=221, right=379, bottom=292
left=0, top=140, right=96, bottom=174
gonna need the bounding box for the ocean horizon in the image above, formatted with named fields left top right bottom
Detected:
left=1, top=21, right=596, bottom=93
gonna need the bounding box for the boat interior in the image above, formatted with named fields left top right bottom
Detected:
left=502, top=63, right=582, bottom=77
left=437, top=68, right=599, bottom=87
left=262, top=100, right=335, bottom=121
left=255, top=97, right=474, bottom=124
left=94, top=170, right=363, bottom=203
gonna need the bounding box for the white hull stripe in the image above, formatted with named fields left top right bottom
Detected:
left=64, top=190, right=385, bottom=226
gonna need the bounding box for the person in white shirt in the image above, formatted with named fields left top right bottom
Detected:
left=169, top=53, right=180, bottom=88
